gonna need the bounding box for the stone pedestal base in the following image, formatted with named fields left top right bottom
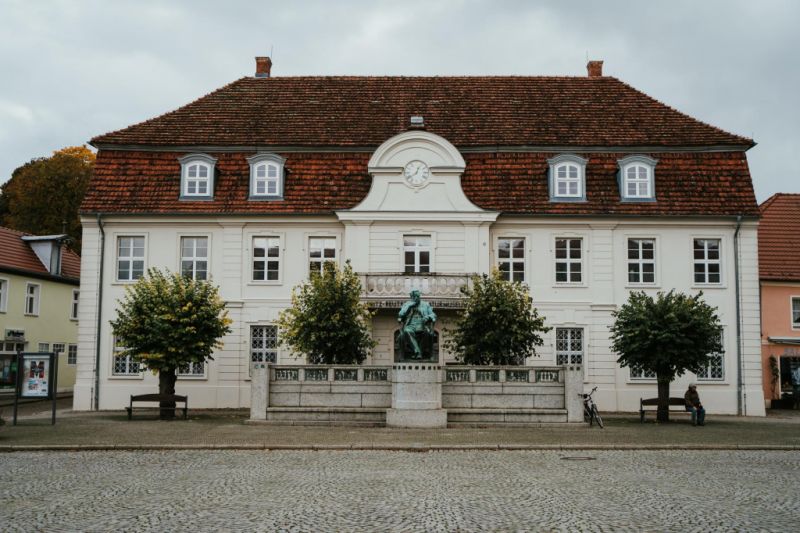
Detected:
left=387, top=363, right=447, bottom=428
left=386, top=408, right=448, bottom=428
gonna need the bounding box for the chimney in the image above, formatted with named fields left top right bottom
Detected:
left=586, top=60, right=603, bottom=78
left=255, top=56, right=272, bottom=78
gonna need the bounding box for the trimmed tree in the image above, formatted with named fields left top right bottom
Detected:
left=111, top=269, right=232, bottom=419
left=277, top=261, right=376, bottom=364
left=446, top=270, right=550, bottom=365
left=610, top=290, right=723, bottom=422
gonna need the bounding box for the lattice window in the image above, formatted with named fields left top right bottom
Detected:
left=251, top=325, right=278, bottom=364
left=623, top=164, right=652, bottom=198
left=253, top=237, right=280, bottom=281
left=177, top=361, right=205, bottom=377
left=117, top=236, right=145, bottom=281
left=555, top=328, right=583, bottom=365
left=498, top=238, right=525, bottom=282
left=71, top=289, right=79, bottom=319
left=792, top=297, right=800, bottom=329
left=693, top=239, right=721, bottom=284
left=628, top=238, right=656, bottom=284
left=112, top=339, right=140, bottom=376
left=184, top=162, right=211, bottom=196
left=26, top=283, right=40, bottom=315
left=67, top=344, right=78, bottom=365
left=555, top=238, right=582, bottom=283
left=253, top=162, right=281, bottom=196
left=309, top=237, right=337, bottom=276
left=554, top=163, right=582, bottom=197
left=181, top=237, right=208, bottom=281
left=698, top=332, right=725, bottom=381
left=52, top=343, right=65, bottom=356
left=630, top=368, right=657, bottom=380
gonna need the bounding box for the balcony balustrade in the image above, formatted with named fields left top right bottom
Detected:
left=359, top=272, right=474, bottom=309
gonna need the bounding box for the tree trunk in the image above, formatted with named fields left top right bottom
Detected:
left=158, top=369, right=177, bottom=420
left=656, top=376, right=671, bottom=423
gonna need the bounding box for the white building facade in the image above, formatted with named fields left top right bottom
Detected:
left=73, top=59, right=765, bottom=416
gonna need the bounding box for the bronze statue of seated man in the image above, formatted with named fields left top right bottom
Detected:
left=396, top=289, right=437, bottom=361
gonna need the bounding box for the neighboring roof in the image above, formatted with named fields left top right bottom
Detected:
left=91, top=76, right=752, bottom=149
left=0, top=226, right=81, bottom=282
left=81, top=150, right=760, bottom=217
left=759, top=193, right=800, bottom=282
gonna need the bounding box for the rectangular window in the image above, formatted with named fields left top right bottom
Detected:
left=38, top=342, right=49, bottom=352
left=117, top=236, right=145, bottom=281
left=792, top=297, right=800, bottom=329
left=630, top=368, right=657, bottom=380
left=112, top=338, right=140, bottom=376
left=0, top=279, right=7, bottom=312
left=698, top=333, right=725, bottom=381
left=52, top=343, right=65, bottom=356
left=252, top=237, right=280, bottom=281
left=693, top=238, right=721, bottom=284
left=25, top=283, right=40, bottom=316
left=70, top=289, right=79, bottom=320
left=555, top=238, right=582, bottom=283
left=627, top=238, right=656, bottom=284
left=177, top=361, right=205, bottom=377
left=498, top=238, right=525, bottom=282
left=180, top=237, right=209, bottom=281
left=251, top=325, right=278, bottom=364
left=67, top=344, right=78, bottom=365
left=404, top=235, right=432, bottom=273
left=308, top=237, right=337, bottom=276
left=555, top=328, right=583, bottom=365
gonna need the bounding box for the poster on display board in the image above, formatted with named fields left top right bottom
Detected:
left=20, top=353, right=52, bottom=398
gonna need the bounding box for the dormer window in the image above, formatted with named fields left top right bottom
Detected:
left=248, top=153, right=285, bottom=199
left=618, top=155, right=657, bottom=201
left=179, top=154, right=217, bottom=200
left=548, top=154, right=587, bottom=202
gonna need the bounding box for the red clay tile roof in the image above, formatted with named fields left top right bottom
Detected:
left=81, top=150, right=759, bottom=216
left=91, top=76, right=752, bottom=148
left=0, top=226, right=81, bottom=282
left=759, top=194, right=800, bottom=282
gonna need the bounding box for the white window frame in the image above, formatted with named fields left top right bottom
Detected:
left=67, top=344, right=78, bottom=365
left=0, top=278, right=8, bottom=313
left=554, top=237, right=583, bottom=285
left=693, top=238, right=722, bottom=286
left=497, top=237, right=526, bottom=283
left=70, top=289, right=80, bottom=320
left=177, top=361, right=207, bottom=379
left=116, top=235, right=146, bottom=283
left=626, top=238, right=657, bottom=285
left=180, top=236, right=209, bottom=281
left=178, top=153, right=217, bottom=200
left=548, top=154, right=587, bottom=201
left=252, top=236, right=282, bottom=283
left=630, top=367, right=657, bottom=380
left=248, top=153, right=286, bottom=199
left=308, top=236, right=338, bottom=277
left=697, top=330, right=725, bottom=381
left=403, top=235, right=432, bottom=274
left=25, top=283, right=41, bottom=316
left=38, top=342, right=49, bottom=352
left=111, top=337, right=142, bottom=378
left=792, top=297, right=800, bottom=330
left=250, top=325, right=279, bottom=372
left=555, top=327, right=583, bottom=365
left=618, top=155, right=657, bottom=200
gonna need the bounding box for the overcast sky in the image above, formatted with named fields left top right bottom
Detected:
left=1, top=0, right=798, bottom=201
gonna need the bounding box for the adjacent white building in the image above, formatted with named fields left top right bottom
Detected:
left=73, top=58, right=765, bottom=416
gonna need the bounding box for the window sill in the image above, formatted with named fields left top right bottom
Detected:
left=625, top=284, right=660, bottom=290
left=177, top=376, right=207, bottom=381
left=179, top=195, right=215, bottom=201
left=109, top=374, right=144, bottom=380
left=248, top=195, right=284, bottom=201
left=549, top=197, right=587, bottom=203
left=691, top=283, right=727, bottom=290
left=553, top=283, right=587, bottom=288
left=248, top=281, right=283, bottom=286
left=696, top=379, right=727, bottom=385
left=620, top=197, right=656, bottom=203
left=23, top=313, right=39, bottom=317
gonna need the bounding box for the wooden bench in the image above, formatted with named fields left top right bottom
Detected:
left=126, top=394, right=188, bottom=420
left=639, top=397, right=691, bottom=422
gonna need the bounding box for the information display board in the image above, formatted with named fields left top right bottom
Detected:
left=12, top=352, right=58, bottom=425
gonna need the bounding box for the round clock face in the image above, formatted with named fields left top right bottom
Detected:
left=404, top=160, right=430, bottom=186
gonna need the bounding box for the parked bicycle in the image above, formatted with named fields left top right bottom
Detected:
left=582, top=386, right=604, bottom=428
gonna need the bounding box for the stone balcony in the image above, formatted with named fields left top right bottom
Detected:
left=358, top=272, right=475, bottom=309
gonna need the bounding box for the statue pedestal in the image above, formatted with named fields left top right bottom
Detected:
left=386, top=363, right=447, bottom=428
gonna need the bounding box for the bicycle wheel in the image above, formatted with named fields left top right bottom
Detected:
left=591, top=405, right=604, bottom=429
left=583, top=405, right=591, bottom=424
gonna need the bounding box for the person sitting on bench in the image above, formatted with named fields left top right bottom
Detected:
left=684, top=383, right=705, bottom=426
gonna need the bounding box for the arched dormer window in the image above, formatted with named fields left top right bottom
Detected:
left=548, top=154, right=588, bottom=202
left=248, top=153, right=286, bottom=199
left=178, top=154, right=217, bottom=200
left=618, top=155, right=657, bottom=201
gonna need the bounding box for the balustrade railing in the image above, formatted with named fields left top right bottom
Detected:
left=443, top=366, right=564, bottom=384
left=359, top=272, right=473, bottom=303
left=269, top=365, right=392, bottom=383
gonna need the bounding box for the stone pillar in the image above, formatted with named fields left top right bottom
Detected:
left=564, top=365, right=584, bottom=423
left=249, top=362, right=269, bottom=421
left=386, top=363, right=447, bottom=428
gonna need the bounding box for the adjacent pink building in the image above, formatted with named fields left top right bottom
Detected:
left=759, top=194, right=800, bottom=408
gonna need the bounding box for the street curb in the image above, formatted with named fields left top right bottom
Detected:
left=1, top=444, right=799, bottom=452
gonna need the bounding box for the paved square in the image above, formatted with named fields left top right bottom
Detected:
left=1, top=450, right=797, bottom=531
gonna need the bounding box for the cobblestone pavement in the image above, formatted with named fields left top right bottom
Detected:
left=1, top=451, right=798, bottom=532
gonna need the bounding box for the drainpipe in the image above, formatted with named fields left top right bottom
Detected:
left=733, top=215, right=743, bottom=416
left=94, top=214, right=105, bottom=411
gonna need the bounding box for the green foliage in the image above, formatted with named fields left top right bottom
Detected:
left=110, top=269, right=232, bottom=373
left=277, top=261, right=376, bottom=364
left=610, top=290, right=723, bottom=382
left=0, top=146, right=95, bottom=252
left=446, top=270, right=550, bottom=365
